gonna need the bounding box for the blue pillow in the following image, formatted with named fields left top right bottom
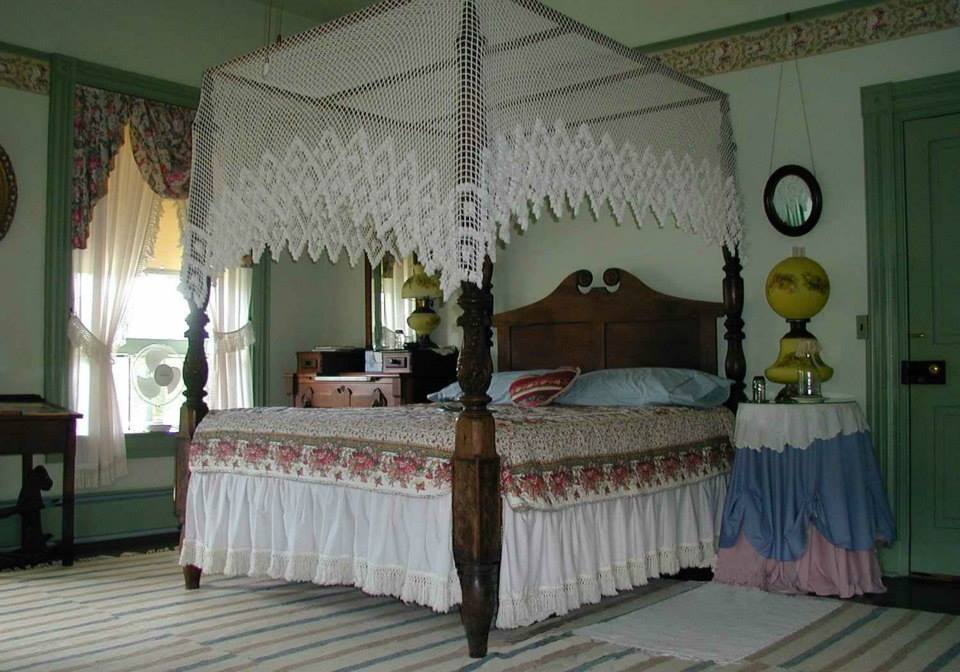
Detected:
left=555, top=367, right=732, bottom=408
left=428, top=369, right=550, bottom=405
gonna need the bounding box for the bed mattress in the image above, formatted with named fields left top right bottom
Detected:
left=188, top=404, right=734, bottom=511
left=183, top=403, right=734, bottom=627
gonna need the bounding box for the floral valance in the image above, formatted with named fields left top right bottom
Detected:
left=72, top=85, right=195, bottom=249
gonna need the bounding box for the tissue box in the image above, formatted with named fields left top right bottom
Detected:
left=364, top=350, right=383, bottom=372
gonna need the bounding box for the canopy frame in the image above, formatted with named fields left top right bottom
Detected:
left=179, top=0, right=742, bottom=305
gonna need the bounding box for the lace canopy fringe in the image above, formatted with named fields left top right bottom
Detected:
left=180, top=0, right=743, bottom=305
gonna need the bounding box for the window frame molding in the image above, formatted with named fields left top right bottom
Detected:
left=250, top=260, right=271, bottom=407
left=45, top=55, right=200, bottom=407
left=44, top=53, right=273, bottom=411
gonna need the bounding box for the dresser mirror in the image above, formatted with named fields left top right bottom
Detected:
left=365, top=255, right=417, bottom=350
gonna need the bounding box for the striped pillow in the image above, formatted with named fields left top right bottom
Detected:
left=508, top=367, right=580, bottom=408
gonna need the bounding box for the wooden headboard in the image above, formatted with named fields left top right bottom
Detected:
left=492, top=268, right=724, bottom=375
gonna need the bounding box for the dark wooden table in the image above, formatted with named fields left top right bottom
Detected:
left=0, top=394, right=80, bottom=566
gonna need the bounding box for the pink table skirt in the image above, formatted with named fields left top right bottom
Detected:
left=713, top=526, right=886, bottom=598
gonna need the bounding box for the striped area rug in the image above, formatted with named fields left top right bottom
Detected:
left=0, top=552, right=957, bottom=672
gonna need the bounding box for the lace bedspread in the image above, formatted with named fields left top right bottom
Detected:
left=189, top=404, right=734, bottom=511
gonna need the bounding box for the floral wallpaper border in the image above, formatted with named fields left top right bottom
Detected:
left=0, top=0, right=957, bottom=94
left=0, top=52, right=49, bottom=95
left=651, top=0, right=960, bottom=78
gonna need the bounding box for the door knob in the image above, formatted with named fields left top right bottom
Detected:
left=909, top=332, right=926, bottom=338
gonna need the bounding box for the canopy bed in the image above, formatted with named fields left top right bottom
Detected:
left=176, top=0, right=746, bottom=658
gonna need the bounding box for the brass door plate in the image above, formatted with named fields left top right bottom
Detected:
left=901, top=360, right=946, bottom=385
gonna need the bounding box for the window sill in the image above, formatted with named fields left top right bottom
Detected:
left=45, top=432, right=178, bottom=463
left=126, top=432, right=179, bottom=459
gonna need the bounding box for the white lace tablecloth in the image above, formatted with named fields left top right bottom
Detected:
left=733, top=401, right=868, bottom=452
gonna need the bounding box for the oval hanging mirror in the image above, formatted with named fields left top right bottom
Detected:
left=764, top=164, right=821, bottom=237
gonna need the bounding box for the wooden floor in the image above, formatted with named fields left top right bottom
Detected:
left=8, top=535, right=959, bottom=616
left=673, top=567, right=960, bottom=617
left=853, top=576, right=960, bottom=616
left=2, top=551, right=959, bottom=671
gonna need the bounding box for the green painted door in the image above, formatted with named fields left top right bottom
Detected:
left=905, top=112, right=960, bottom=576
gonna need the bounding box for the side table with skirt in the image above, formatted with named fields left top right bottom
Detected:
left=713, top=400, right=896, bottom=597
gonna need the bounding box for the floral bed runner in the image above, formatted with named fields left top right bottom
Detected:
left=189, top=404, right=734, bottom=511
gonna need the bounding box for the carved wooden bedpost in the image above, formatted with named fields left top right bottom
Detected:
left=454, top=257, right=499, bottom=659
left=178, top=278, right=210, bottom=590
left=722, top=245, right=747, bottom=410
left=453, top=0, right=498, bottom=657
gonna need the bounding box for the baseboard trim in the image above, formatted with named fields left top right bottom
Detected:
left=75, top=527, right=180, bottom=545
left=0, top=486, right=172, bottom=509
left=1, top=530, right=180, bottom=564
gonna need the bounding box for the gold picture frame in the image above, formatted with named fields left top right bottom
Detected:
left=0, top=143, right=17, bottom=243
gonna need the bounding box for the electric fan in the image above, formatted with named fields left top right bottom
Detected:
left=132, top=344, right=184, bottom=432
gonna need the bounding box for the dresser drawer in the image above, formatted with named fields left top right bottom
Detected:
left=381, top=351, right=411, bottom=373
left=295, top=378, right=349, bottom=408
left=345, top=379, right=402, bottom=407
left=294, top=376, right=402, bottom=408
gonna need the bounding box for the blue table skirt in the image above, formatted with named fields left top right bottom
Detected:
left=719, top=431, right=896, bottom=562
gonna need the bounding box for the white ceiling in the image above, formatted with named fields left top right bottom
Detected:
left=258, top=0, right=835, bottom=48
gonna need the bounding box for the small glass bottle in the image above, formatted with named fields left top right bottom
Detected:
left=796, top=352, right=821, bottom=398
left=752, top=376, right=767, bottom=403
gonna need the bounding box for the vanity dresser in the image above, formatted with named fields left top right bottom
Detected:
left=292, top=348, right=457, bottom=408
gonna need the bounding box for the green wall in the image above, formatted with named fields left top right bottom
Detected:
left=0, top=0, right=315, bottom=547
left=699, top=28, right=959, bottom=409
left=0, top=0, right=312, bottom=87
left=1, top=0, right=958, bottom=549
left=437, top=27, right=960, bottom=415
left=267, top=253, right=367, bottom=406
left=0, top=86, right=46, bottom=397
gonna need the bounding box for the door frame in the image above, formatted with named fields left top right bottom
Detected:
left=862, top=70, right=960, bottom=576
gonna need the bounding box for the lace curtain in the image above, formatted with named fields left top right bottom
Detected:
left=208, top=266, right=255, bottom=410
left=69, top=130, right=163, bottom=489
left=72, top=85, right=195, bottom=248
left=66, top=86, right=198, bottom=486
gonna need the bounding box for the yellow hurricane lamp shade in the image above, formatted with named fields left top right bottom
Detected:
left=401, top=263, right=443, bottom=347
left=765, top=252, right=830, bottom=320
left=764, top=249, right=834, bottom=389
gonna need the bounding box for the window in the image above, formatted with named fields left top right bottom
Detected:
left=116, top=201, right=189, bottom=433
left=65, top=90, right=202, bottom=490
left=71, top=128, right=254, bottom=442
left=73, top=197, right=189, bottom=434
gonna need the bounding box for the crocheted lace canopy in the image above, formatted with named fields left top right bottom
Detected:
left=181, top=0, right=742, bottom=305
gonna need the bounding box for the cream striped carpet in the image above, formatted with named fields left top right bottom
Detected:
left=1, top=551, right=958, bottom=672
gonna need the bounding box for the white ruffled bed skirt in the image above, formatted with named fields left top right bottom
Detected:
left=180, top=472, right=726, bottom=628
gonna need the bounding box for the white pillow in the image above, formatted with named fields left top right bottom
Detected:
left=555, top=367, right=732, bottom=408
